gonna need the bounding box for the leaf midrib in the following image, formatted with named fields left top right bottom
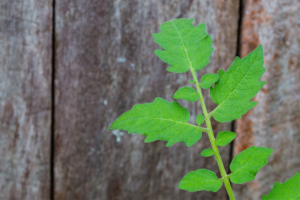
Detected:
left=113, top=116, right=204, bottom=131
left=171, top=20, right=193, bottom=70
left=216, top=137, right=234, bottom=143
left=292, top=193, right=300, bottom=200
left=231, top=162, right=251, bottom=178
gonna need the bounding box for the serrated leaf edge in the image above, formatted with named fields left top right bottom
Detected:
left=110, top=116, right=207, bottom=132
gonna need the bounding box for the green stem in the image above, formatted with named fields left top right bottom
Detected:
left=190, top=67, right=235, bottom=200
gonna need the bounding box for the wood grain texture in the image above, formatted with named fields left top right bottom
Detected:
left=234, top=0, right=300, bottom=199
left=54, top=1, right=239, bottom=199
left=0, top=0, right=52, bottom=199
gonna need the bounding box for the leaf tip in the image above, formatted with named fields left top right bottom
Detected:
left=178, top=180, right=187, bottom=191
left=201, top=148, right=215, bottom=157
left=185, top=142, right=193, bottom=148
left=144, top=137, right=154, bottom=144
left=166, top=142, right=172, bottom=147
left=218, top=69, right=225, bottom=76
left=109, top=121, right=117, bottom=130
left=261, top=146, right=274, bottom=155
left=196, top=113, right=204, bottom=126
left=261, top=80, right=267, bottom=86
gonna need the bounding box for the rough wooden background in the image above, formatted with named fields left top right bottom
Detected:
left=0, top=0, right=52, bottom=199
left=0, top=0, right=299, bottom=200
left=54, top=1, right=238, bottom=200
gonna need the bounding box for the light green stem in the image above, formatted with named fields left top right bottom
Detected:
left=190, top=67, right=235, bottom=200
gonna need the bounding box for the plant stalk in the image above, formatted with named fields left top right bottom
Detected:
left=190, top=67, right=235, bottom=200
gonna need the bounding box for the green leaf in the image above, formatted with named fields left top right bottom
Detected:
left=201, top=149, right=215, bottom=157
left=173, top=87, right=199, bottom=102
left=189, top=80, right=196, bottom=84
left=153, top=18, right=213, bottom=73
left=196, top=113, right=205, bottom=126
left=110, top=97, right=202, bottom=147
left=230, top=146, right=273, bottom=184
left=200, top=73, right=219, bottom=89
left=179, top=169, right=223, bottom=192
left=216, top=131, right=236, bottom=146
left=210, top=45, right=266, bottom=122
left=262, top=172, right=300, bottom=200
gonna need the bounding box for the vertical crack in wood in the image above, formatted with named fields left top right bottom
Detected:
left=235, top=0, right=243, bottom=58
left=51, top=0, right=56, bottom=199
left=228, top=0, right=243, bottom=199
left=229, top=120, right=235, bottom=169
left=230, top=0, right=244, bottom=164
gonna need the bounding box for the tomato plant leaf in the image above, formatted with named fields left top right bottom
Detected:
left=196, top=113, right=205, bottom=126
left=216, top=131, right=236, bottom=146
left=110, top=97, right=202, bottom=147
left=200, top=73, right=219, bottom=89
left=210, top=45, right=266, bottom=122
left=201, top=149, right=215, bottom=157
left=179, top=169, right=223, bottom=192
left=230, top=146, right=273, bottom=184
left=153, top=18, right=213, bottom=73
left=173, top=87, right=199, bottom=102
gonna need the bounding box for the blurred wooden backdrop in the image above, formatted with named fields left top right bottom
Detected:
left=0, top=0, right=299, bottom=199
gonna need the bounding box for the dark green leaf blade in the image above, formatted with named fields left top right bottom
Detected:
left=110, top=97, right=202, bottom=147
left=179, top=169, right=223, bottom=192
left=200, top=73, right=219, bottom=89
left=230, top=146, right=273, bottom=184
left=189, top=80, right=196, bottom=84
left=201, top=149, right=214, bottom=157
left=196, top=113, right=205, bottom=125
left=153, top=18, right=213, bottom=73
left=262, top=173, right=300, bottom=200
left=173, top=87, right=199, bottom=102
left=216, top=131, right=236, bottom=146
left=210, top=45, right=266, bottom=122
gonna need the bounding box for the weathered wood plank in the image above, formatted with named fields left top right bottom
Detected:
left=0, top=0, right=52, bottom=199
left=54, top=1, right=239, bottom=199
left=234, top=0, right=300, bottom=199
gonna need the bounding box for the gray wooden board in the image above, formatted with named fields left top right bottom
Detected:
left=0, top=0, right=52, bottom=199
left=54, top=1, right=239, bottom=199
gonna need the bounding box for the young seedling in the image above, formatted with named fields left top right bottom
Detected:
left=110, top=18, right=299, bottom=199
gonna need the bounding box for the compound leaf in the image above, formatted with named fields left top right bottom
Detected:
left=196, top=113, right=205, bottom=126
left=173, top=87, right=199, bottom=102
left=210, top=45, right=266, bottom=122
left=216, top=131, right=236, bottom=146
left=110, top=97, right=202, bottom=147
left=201, top=149, right=214, bottom=157
left=200, top=73, right=219, bottom=89
left=262, top=172, right=300, bottom=200
left=230, top=146, right=273, bottom=184
left=179, top=169, right=223, bottom=192
left=153, top=18, right=213, bottom=73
